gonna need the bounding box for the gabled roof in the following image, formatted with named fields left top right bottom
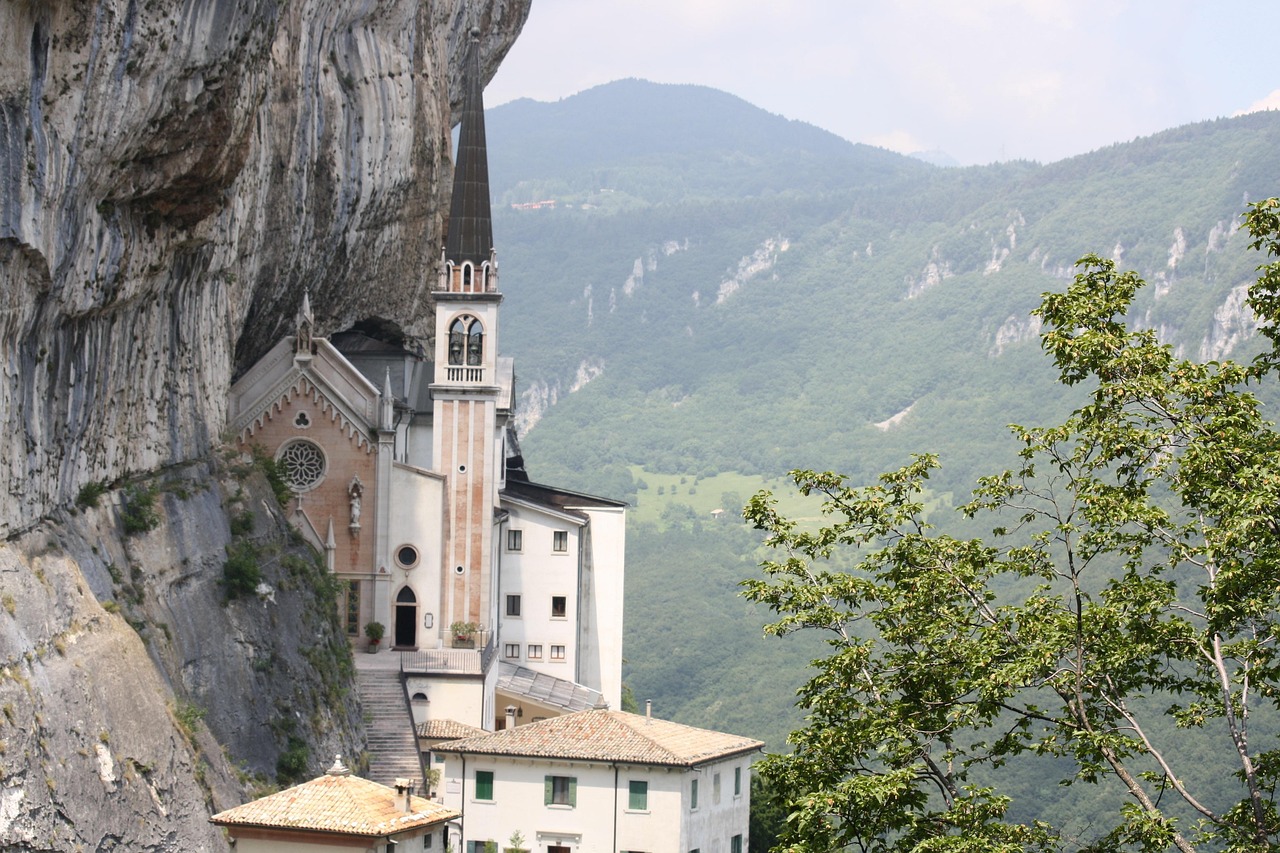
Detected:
left=496, top=661, right=603, bottom=714
left=417, top=719, right=488, bottom=740
left=210, top=763, right=457, bottom=837
left=432, top=709, right=763, bottom=768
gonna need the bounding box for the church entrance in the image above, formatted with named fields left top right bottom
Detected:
left=394, top=587, right=417, bottom=649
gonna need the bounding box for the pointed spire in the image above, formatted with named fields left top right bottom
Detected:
left=380, top=367, right=395, bottom=431
left=295, top=289, right=315, bottom=356
left=445, top=27, right=493, bottom=266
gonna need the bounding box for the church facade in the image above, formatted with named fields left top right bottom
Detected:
left=226, top=30, right=625, bottom=731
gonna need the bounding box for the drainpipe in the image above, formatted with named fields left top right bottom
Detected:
left=459, top=754, right=466, bottom=846
left=612, top=762, right=619, bottom=853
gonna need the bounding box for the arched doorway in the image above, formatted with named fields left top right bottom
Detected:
left=394, top=586, right=418, bottom=649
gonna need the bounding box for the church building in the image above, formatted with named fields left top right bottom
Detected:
left=226, top=28, right=626, bottom=734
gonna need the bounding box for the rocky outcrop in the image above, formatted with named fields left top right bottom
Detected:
left=1, top=0, right=530, bottom=536
left=1, top=458, right=364, bottom=850
left=0, top=2, right=529, bottom=849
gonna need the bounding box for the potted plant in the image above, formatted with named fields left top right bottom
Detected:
left=364, top=620, right=385, bottom=653
left=450, top=620, right=479, bottom=649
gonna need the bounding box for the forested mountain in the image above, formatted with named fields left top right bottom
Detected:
left=484, top=80, right=1280, bottom=762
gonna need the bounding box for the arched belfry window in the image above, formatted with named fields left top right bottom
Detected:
left=467, top=321, right=483, bottom=366
left=461, top=262, right=474, bottom=291
left=449, top=319, right=466, bottom=365
left=449, top=316, right=483, bottom=366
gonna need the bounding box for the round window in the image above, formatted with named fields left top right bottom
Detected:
left=396, top=545, right=419, bottom=569
left=277, top=440, right=326, bottom=492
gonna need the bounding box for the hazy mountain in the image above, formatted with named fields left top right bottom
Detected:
left=485, top=81, right=1280, bottom=762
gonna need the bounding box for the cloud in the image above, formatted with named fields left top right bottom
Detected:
left=1235, top=90, right=1280, bottom=116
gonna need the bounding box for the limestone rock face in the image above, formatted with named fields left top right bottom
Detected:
left=0, top=0, right=530, bottom=535
left=0, top=461, right=364, bottom=851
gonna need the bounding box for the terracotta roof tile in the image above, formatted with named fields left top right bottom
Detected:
left=210, top=767, right=457, bottom=836
left=433, top=710, right=763, bottom=767
left=417, top=719, right=488, bottom=740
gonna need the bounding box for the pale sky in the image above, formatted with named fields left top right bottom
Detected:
left=487, top=0, right=1280, bottom=166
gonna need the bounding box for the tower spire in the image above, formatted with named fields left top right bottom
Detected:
left=445, top=27, right=493, bottom=268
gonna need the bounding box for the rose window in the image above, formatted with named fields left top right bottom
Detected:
left=277, top=440, right=326, bottom=492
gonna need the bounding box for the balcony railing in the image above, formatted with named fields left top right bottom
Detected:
left=445, top=366, right=485, bottom=383
left=399, top=630, right=495, bottom=675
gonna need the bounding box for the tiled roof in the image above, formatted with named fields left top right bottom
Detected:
left=417, top=719, right=488, bottom=740
left=497, top=661, right=603, bottom=713
left=432, top=709, right=763, bottom=768
left=210, top=763, right=457, bottom=837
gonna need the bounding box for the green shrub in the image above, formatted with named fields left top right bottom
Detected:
left=276, top=736, right=310, bottom=783
left=76, top=481, right=107, bottom=509
left=121, top=484, right=160, bottom=535
left=251, top=445, right=292, bottom=507
left=223, top=541, right=263, bottom=599
left=230, top=510, right=254, bottom=536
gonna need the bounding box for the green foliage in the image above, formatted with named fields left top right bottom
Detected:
left=121, top=483, right=160, bottom=535
left=364, top=620, right=385, bottom=643
left=741, top=201, right=1280, bottom=852
left=76, top=480, right=107, bottom=509
left=252, top=444, right=292, bottom=507
left=222, top=541, right=263, bottom=599
left=276, top=735, right=309, bottom=783
left=172, top=701, right=206, bottom=744
left=229, top=509, right=254, bottom=536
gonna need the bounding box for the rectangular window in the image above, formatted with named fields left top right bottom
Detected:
left=527, top=644, right=542, bottom=660
left=504, top=643, right=520, bottom=659
left=734, top=765, right=742, bottom=797
left=552, top=530, right=568, bottom=552
left=551, top=595, right=567, bottom=618
left=550, top=644, right=566, bottom=661
left=730, top=835, right=742, bottom=853
left=424, top=831, right=433, bottom=848
left=507, top=529, right=523, bottom=551
left=474, top=770, right=493, bottom=801
left=713, top=772, right=721, bottom=804
left=345, top=581, right=360, bottom=636
left=628, top=780, right=648, bottom=811
left=505, top=594, right=521, bottom=617
left=691, top=778, right=698, bottom=810
left=545, top=775, right=576, bottom=807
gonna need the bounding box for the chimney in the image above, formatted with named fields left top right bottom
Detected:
left=505, top=705, right=517, bottom=730
left=394, top=778, right=414, bottom=813
left=645, top=700, right=652, bottom=724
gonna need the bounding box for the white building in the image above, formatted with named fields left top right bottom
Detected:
left=225, top=27, right=626, bottom=749
left=434, top=709, right=764, bottom=853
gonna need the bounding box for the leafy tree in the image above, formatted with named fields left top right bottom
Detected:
left=742, top=200, right=1280, bottom=852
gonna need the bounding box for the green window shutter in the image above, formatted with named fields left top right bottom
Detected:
left=629, top=780, right=648, bottom=810
left=568, top=776, right=577, bottom=807
left=734, top=766, right=742, bottom=796
left=475, top=770, right=493, bottom=800
left=691, top=779, right=698, bottom=810
left=544, top=775, right=553, bottom=805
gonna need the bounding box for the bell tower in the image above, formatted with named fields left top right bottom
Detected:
left=432, top=27, right=502, bottom=632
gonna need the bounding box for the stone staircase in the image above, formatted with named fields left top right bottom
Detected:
left=356, top=668, right=424, bottom=790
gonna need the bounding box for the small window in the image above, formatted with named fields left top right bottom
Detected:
left=551, top=596, right=567, bottom=618
left=552, top=530, right=568, bottom=552
left=545, top=775, right=576, bottom=807
left=506, top=594, right=522, bottom=617
left=475, top=770, right=493, bottom=801
left=691, top=779, right=698, bottom=810
left=734, top=765, right=742, bottom=797
left=713, top=771, right=721, bottom=804
left=504, top=643, right=520, bottom=659
left=395, top=544, right=419, bottom=569
left=628, top=780, right=648, bottom=811
left=527, top=644, right=542, bottom=660
left=731, top=835, right=742, bottom=853
left=424, top=830, right=433, bottom=848
left=507, top=529, right=523, bottom=551
left=293, top=411, right=311, bottom=429
left=550, top=644, right=565, bottom=661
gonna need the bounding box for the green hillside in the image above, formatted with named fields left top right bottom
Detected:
left=485, top=80, right=1280, bottom=788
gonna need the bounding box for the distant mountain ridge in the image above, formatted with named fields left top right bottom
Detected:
left=482, top=80, right=1280, bottom=765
